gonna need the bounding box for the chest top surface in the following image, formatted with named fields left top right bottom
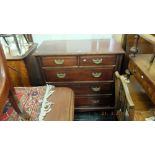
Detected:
left=34, top=38, right=124, bottom=56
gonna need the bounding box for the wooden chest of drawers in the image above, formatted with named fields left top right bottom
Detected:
left=34, top=39, right=124, bottom=112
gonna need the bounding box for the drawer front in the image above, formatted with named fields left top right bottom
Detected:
left=52, top=82, right=113, bottom=95
left=41, top=56, right=77, bottom=67
left=129, top=61, right=150, bottom=89
left=44, top=67, right=114, bottom=82
left=79, top=55, right=116, bottom=66
left=75, top=95, right=114, bottom=107
left=129, top=61, right=155, bottom=104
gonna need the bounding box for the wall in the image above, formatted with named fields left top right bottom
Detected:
left=32, top=34, right=112, bottom=45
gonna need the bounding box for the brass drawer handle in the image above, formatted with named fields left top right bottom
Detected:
left=92, top=58, right=103, bottom=64
left=92, top=72, right=102, bottom=78
left=54, top=59, right=64, bottom=65
left=91, top=86, right=101, bottom=92
left=56, top=73, right=66, bottom=78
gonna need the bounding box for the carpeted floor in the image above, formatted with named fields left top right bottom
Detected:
left=74, top=111, right=117, bottom=121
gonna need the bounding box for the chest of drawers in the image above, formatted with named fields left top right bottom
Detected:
left=34, top=39, right=124, bottom=112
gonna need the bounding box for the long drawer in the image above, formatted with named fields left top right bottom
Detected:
left=44, top=67, right=115, bottom=82
left=75, top=95, right=114, bottom=107
left=50, top=82, right=113, bottom=95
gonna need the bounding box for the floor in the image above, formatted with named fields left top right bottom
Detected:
left=74, top=111, right=117, bottom=121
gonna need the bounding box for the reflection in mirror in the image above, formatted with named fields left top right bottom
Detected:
left=0, top=34, right=33, bottom=56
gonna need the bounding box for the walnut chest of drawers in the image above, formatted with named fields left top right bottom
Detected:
left=34, top=39, right=124, bottom=112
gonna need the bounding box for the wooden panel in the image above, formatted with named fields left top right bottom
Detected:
left=44, top=87, right=74, bottom=121
left=128, top=76, right=155, bottom=111
left=115, top=71, right=155, bottom=121
left=44, top=67, right=114, bottom=82
left=128, top=54, right=155, bottom=105
left=51, top=82, right=113, bottom=95
left=121, top=34, right=155, bottom=72
left=75, top=106, right=115, bottom=112
left=5, top=44, right=37, bottom=87
left=79, top=55, right=116, bottom=66
left=75, top=95, right=113, bottom=107
left=41, top=56, right=77, bottom=67
left=7, top=60, right=31, bottom=87
left=126, top=34, right=154, bottom=54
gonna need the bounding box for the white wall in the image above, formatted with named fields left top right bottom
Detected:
left=32, top=34, right=112, bottom=45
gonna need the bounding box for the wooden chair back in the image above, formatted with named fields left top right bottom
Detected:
left=0, top=44, right=10, bottom=113
left=0, top=44, right=25, bottom=117
left=115, top=71, right=135, bottom=120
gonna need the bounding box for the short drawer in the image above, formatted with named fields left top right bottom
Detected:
left=79, top=55, right=116, bottom=66
left=52, top=82, right=113, bottom=95
left=44, top=67, right=115, bottom=82
left=129, top=61, right=149, bottom=88
left=41, top=56, right=77, bottom=67
left=75, top=95, right=114, bottom=107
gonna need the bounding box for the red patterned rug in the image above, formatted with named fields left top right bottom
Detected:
left=0, top=85, right=55, bottom=121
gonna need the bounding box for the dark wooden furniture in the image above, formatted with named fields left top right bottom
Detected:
left=115, top=71, right=155, bottom=121
left=44, top=87, right=74, bottom=121
left=115, top=34, right=155, bottom=121
left=122, top=34, right=155, bottom=54
left=5, top=44, right=37, bottom=87
left=0, top=44, right=74, bottom=121
left=128, top=35, right=155, bottom=106
left=121, top=34, right=155, bottom=72
left=34, top=37, right=125, bottom=112
left=0, top=44, right=27, bottom=118
left=129, top=54, right=155, bottom=105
